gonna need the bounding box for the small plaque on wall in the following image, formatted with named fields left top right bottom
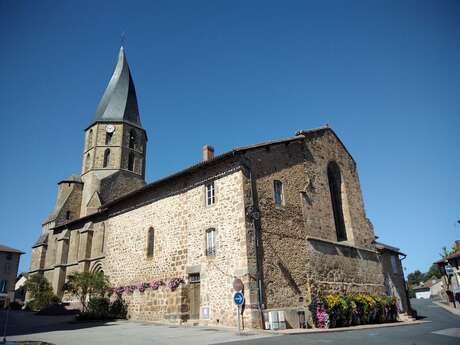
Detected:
left=201, top=306, right=210, bottom=320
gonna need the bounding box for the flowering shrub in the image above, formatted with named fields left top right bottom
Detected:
left=115, top=286, right=125, bottom=295
left=110, top=278, right=184, bottom=296
left=149, top=280, right=164, bottom=290
left=137, top=283, right=149, bottom=293
left=310, top=293, right=398, bottom=328
left=167, top=278, right=185, bottom=291
left=126, top=285, right=137, bottom=294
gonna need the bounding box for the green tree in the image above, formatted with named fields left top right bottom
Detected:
left=407, top=270, right=425, bottom=287
left=425, top=263, right=442, bottom=280
left=440, top=245, right=456, bottom=258
left=24, top=274, right=56, bottom=311
left=64, top=271, right=109, bottom=312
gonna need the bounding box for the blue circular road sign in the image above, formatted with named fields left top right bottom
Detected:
left=233, top=291, right=245, bottom=306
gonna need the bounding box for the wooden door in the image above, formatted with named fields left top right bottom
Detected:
left=189, top=282, right=200, bottom=319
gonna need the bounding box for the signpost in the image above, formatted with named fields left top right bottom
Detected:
left=233, top=291, right=245, bottom=334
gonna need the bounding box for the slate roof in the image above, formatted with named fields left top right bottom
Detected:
left=92, top=47, right=141, bottom=127
left=54, top=125, right=350, bottom=229
left=0, top=244, right=25, bottom=254
left=374, top=241, right=406, bottom=256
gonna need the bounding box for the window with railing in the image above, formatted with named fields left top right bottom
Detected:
left=206, top=228, right=216, bottom=256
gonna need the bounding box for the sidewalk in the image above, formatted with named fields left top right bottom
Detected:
left=269, top=319, right=429, bottom=335
left=434, top=301, right=460, bottom=316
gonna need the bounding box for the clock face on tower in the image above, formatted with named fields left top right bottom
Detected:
left=105, top=124, right=115, bottom=133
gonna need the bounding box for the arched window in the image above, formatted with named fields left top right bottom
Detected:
left=273, top=180, right=284, bottom=207
left=85, top=153, right=91, bottom=172
left=128, top=152, right=134, bottom=171
left=327, top=161, right=347, bottom=241
left=103, top=149, right=110, bottom=168
left=147, top=227, right=155, bottom=257
left=206, top=228, right=216, bottom=256
left=129, top=130, right=136, bottom=149
left=88, top=129, right=93, bottom=148
left=105, top=132, right=113, bottom=145
left=65, top=211, right=71, bottom=220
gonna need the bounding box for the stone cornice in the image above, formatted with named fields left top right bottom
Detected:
left=306, top=236, right=378, bottom=254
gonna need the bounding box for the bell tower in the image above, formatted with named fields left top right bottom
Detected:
left=80, top=47, right=147, bottom=216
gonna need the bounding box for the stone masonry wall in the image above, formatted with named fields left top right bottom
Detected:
left=242, top=129, right=384, bottom=327
left=302, top=130, right=384, bottom=296
left=380, top=251, right=408, bottom=313
left=101, top=166, right=252, bottom=326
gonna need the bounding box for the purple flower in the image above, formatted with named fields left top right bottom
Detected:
left=149, top=280, right=164, bottom=290
left=167, top=278, right=185, bottom=291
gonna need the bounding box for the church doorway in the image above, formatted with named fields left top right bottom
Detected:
left=188, top=273, right=200, bottom=320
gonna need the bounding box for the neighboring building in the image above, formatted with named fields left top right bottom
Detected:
left=29, top=47, right=402, bottom=328
left=375, top=242, right=410, bottom=313
left=14, top=273, right=27, bottom=304
left=413, top=278, right=443, bottom=300
left=435, top=240, right=460, bottom=307
left=0, top=244, right=24, bottom=307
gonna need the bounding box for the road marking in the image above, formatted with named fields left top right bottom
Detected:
left=432, top=328, right=460, bottom=338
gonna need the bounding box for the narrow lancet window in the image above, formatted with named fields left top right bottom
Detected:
left=105, top=132, right=113, bottom=145
left=85, top=153, right=91, bottom=172
left=129, top=130, right=136, bottom=149
left=327, top=161, right=347, bottom=241
left=128, top=152, right=134, bottom=171
left=103, top=149, right=111, bottom=168
left=147, top=227, right=155, bottom=257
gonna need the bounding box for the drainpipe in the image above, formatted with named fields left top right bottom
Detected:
left=241, top=157, right=265, bottom=329
left=399, top=254, right=414, bottom=316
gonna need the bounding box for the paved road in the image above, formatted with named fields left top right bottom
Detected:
left=1, top=299, right=459, bottom=344
left=0, top=310, right=272, bottom=345
left=216, top=299, right=460, bottom=345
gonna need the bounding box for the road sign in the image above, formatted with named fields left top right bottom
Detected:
left=233, top=291, right=245, bottom=305
left=233, top=291, right=244, bottom=335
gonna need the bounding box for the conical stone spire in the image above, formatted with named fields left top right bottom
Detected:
left=93, top=47, right=141, bottom=126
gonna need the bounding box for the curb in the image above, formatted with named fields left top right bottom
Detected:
left=268, top=320, right=430, bottom=335
left=433, top=301, right=460, bottom=316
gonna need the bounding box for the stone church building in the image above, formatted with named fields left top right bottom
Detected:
left=29, top=47, right=405, bottom=328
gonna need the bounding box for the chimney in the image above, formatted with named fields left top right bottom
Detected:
left=202, top=145, right=215, bottom=162
left=455, top=240, right=460, bottom=252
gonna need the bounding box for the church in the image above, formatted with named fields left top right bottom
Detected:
left=29, top=47, right=407, bottom=329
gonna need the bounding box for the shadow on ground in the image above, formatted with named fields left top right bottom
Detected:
left=0, top=310, right=114, bottom=337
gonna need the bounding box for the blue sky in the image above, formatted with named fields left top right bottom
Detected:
left=1, top=1, right=459, bottom=276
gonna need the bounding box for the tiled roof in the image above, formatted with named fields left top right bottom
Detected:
left=0, top=244, right=25, bottom=254
left=435, top=250, right=460, bottom=264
